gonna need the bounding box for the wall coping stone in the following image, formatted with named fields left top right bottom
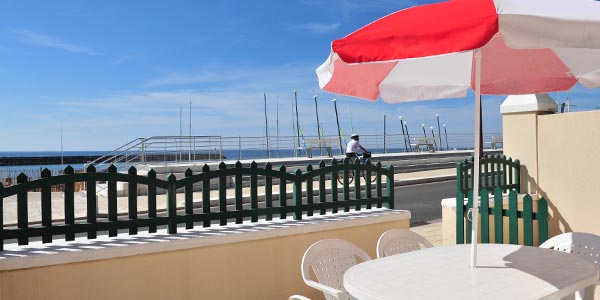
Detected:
left=0, top=208, right=410, bottom=271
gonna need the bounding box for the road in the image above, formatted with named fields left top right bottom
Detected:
left=394, top=180, right=456, bottom=225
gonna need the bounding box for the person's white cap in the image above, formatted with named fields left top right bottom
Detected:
left=350, top=134, right=359, bottom=138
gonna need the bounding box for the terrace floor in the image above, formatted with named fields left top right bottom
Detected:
left=410, top=219, right=443, bottom=246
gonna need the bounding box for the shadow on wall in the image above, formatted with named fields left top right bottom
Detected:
left=538, top=187, right=573, bottom=237
left=521, top=165, right=572, bottom=236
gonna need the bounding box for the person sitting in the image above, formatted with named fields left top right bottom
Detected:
left=345, top=134, right=369, bottom=158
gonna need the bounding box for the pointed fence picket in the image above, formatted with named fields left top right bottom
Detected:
left=0, top=158, right=394, bottom=251
left=456, top=187, right=548, bottom=246
left=454, top=154, right=542, bottom=245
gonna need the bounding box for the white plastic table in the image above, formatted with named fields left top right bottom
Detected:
left=344, top=244, right=599, bottom=300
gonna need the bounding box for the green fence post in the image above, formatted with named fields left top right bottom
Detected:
left=523, top=194, right=533, bottom=246
left=64, top=166, right=75, bottom=241
left=235, top=162, right=243, bottom=224
left=293, top=169, right=303, bottom=220
left=508, top=190, right=518, bottom=244
left=279, top=165, right=287, bottom=219
left=331, top=159, right=338, bottom=214
left=306, top=164, right=314, bottom=217
left=496, top=156, right=503, bottom=187
left=185, top=168, right=194, bottom=229
left=148, top=169, right=157, bottom=233
left=354, top=159, right=361, bottom=211
left=219, top=162, right=227, bottom=225
left=128, top=166, right=138, bottom=235
left=343, top=158, right=350, bottom=212
left=319, top=161, right=326, bottom=215
left=376, top=162, right=383, bottom=207
left=202, top=164, right=211, bottom=227
left=16, top=173, right=28, bottom=245
left=107, top=165, right=118, bottom=237
left=265, top=162, right=273, bottom=221
left=456, top=189, right=465, bottom=244
left=41, top=168, right=52, bottom=243
left=250, top=162, right=258, bottom=222
left=386, top=165, right=394, bottom=209
left=86, top=165, right=97, bottom=239
left=167, top=173, right=177, bottom=234
left=493, top=187, right=503, bottom=243
left=466, top=191, right=473, bottom=243
left=480, top=188, right=489, bottom=243
left=365, top=160, right=372, bottom=208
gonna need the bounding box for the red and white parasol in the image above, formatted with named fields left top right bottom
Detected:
left=316, top=0, right=600, bottom=267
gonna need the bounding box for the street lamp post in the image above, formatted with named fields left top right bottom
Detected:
left=436, top=113, right=443, bottom=151
left=332, top=99, right=343, bottom=155
left=314, top=95, right=322, bottom=156
left=399, top=116, right=408, bottom=152
left=405, top=122, right=412, bottom=151
left=444, top=124, right=449, bottom=150
left=430, top=126, right=437, bottom=151
left=421, top=123, right=427, bottom=137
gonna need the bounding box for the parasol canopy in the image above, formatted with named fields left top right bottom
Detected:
left=316, top=0, right=600, bottom=268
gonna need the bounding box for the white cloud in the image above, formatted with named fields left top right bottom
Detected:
left=144, top=63, right=316, bottom=89
left=12, top=29, right=100, bottom=56
left=299, top=23, right=341, bottom=34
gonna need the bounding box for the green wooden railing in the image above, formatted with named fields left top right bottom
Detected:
left=456, top=187, right=548, bottom=246
left=456, top=154, right=520, bottom=196
left=0, top=159, right=394, bottom=251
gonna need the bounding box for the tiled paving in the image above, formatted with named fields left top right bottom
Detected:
left=410, top=220, right=443, bottom=246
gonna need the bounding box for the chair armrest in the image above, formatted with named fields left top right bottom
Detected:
left=304, top=279, right=347, bottom=299
left=289, top=295, right=312, bottom=300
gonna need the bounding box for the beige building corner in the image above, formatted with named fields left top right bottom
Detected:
left=502, top=94, right=600, bottom=237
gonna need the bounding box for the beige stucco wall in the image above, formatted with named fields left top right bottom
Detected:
left=502, top=112, right=542, bottom=194
left=0, top=213, right=409, bottom=300
left=503, top=109, right=600, bottom=237
left=536, top=111, right=600, bottom=236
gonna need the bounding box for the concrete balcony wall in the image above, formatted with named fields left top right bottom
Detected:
left=536, top=110, right=600, bottom=237
left=501, top=94, right=600, bottom=237
left=0, top=209, right=410, bottom=300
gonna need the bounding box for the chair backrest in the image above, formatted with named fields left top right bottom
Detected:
left=540, top=232, right=600, bottom=270
left=301, top=239, right=371, bottom=300
left=376, top=228, right=433, bottom=258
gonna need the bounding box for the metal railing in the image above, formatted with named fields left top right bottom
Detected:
left=85, top=133, right=502, bottom=172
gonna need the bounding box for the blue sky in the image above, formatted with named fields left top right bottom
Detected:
left=1, top=0, right=598, bottom=151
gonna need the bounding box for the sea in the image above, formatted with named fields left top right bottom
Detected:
left=0, top=148, right=412, bottom=172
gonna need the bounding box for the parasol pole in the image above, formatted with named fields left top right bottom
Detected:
left=471, top=49, right=482, bottom=268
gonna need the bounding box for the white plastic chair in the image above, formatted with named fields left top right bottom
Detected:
left=376, top=228, right=433, bottom=258
left=289, top=239, right=372, bottom=300
left=540, top=232, right=600, bottom=300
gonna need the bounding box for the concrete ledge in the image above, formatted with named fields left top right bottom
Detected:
left=0, top=208, right=410, bottom=271
left=396, top=174, right=455, bottom=186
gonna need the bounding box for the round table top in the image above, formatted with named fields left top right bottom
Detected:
left=344, top=244, right=599, bottom=300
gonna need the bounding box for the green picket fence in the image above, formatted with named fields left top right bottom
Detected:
left=456, top=154, right=520, bottom=196
left=0, top=158, right=394, bottom=251
left=456, top=187, right=548, bottom=246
